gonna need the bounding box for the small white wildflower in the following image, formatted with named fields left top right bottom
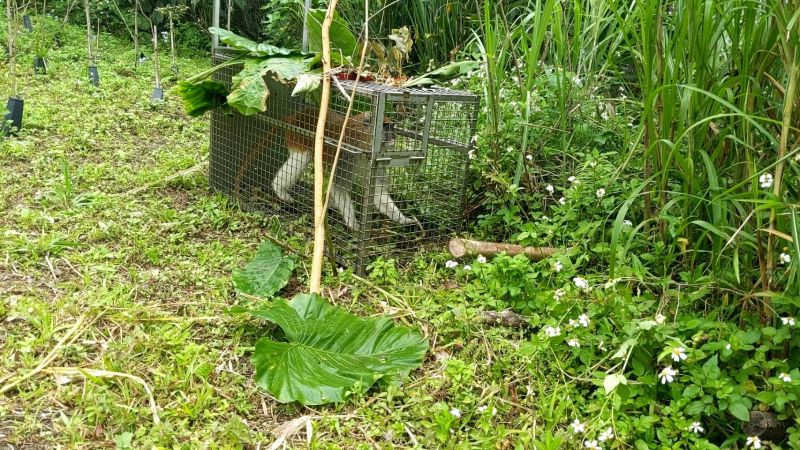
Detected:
left=450, top=407, right=461, bottom=418
left=506, top=146, right=513, bottom=153
left=572, top=75, right=583, bottom=86
left=337, top=266, right=344, bottom=274
left=584, top=440, right=601, bottom=450
left=558, top=197, right=566, bottom=205
left=655, top=313, right=666, bottom=324
left=725, top=343, right=732, bottom=350
left=542, top=215, right=550, bottom=221
left=553, top=261, right=563, bottom=273
left=570, top=419, right=586, bottom=433
left=746, top=435, right=762, bottom=449
left=445, top=260, right=458, bottom=269
left=468, top=149, right=476, bottom=160
left=782, top=316, right=796, bottom=327
left=659, top=366, right=677, bottom=384
left=462, top=264, right=472, bottom=271
left=526, top=154, right=533, bottom=161
left=545, top=326, right=561, bottom=337
left=779, top=372, right=792, bottom=383
left=588, top=161, right=598, bottom=168
left=567, top=338, right=580, bottom=347
left=671, top=347, right=688, bottom=362
left=573, top=277, right=589, bottom=290
left=477, top=405, right=488, bottom=413
left=779, top=252, right=791, bottom=265
left=578, top=313, right=590, bottom=327
left=688, top=422, right=704, bottom=434
left=623, top=219, right=633, bottom=227
left=568, top=176, right=579, bottom=185
left=598, top=427, right=613, bottom=442
left=554, top=289, right=565, bottom=300
left=596, top=188, right=606, bottom=198
left=476, top=255, right=487, bottom=264
left=759, top=173, right=773, bottom=189
left=598, top=341, right=606, bottom=351
left=568, top=319, right=577, bottom=328
left=545, top=184, right=554, bottom=194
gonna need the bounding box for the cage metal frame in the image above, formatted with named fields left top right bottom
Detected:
left=209, top=49, right=479, bottom=272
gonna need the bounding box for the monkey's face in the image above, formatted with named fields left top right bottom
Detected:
left=355, top=112, right=396, bottom=152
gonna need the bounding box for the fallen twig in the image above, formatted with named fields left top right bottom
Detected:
left=449, top=238, right=561, bottom=260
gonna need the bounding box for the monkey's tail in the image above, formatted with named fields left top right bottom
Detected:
left=232, top=121, right=280, bottom=202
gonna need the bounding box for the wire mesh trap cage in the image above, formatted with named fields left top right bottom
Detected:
left=209, top=50, right=479, bottom=272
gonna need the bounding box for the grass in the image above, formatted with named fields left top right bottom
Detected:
left=0, top=17, right=547, bottom=449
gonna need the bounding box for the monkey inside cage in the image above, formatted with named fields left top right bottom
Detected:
left=209, top=51, right=479, bottom=273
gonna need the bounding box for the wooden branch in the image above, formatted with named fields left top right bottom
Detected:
left=449, top=238, right=560, bottom=260
left=309, top=0, right=341, bottom=294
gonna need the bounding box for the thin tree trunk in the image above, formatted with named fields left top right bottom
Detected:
left=83, top=0, right=92, bottom=63
left=6, top=0, right=17, bottom=96
left=133, top=0, right=139, bottom=66
left=309, top=0, right=341, bottom=293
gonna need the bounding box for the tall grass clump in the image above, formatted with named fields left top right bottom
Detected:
left=467, top=0, right=799, bottom=309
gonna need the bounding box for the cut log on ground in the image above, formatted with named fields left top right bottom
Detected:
left=480, top=310, right=528, bottom=328
left=449, top=238, right=560, bottom=260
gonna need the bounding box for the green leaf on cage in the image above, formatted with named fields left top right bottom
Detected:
left=227, top=55, right=319, bottom=115
left=232, top=242, right=295, bottom=299
left=247, top=293, right=428, bottom=405
left=403, top=60, right=480, bottom=87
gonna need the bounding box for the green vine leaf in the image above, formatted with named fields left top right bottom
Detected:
left=248, top=293, right=428, bottom=405
left=233, top=242, right=295, bottom=299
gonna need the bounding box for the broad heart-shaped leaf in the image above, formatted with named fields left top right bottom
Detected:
left=233, top=242, right=295, bottom=299
left=227, top=55, right=319, bottom=115
left=248, top=293, right=428, bottom=405
left=306, top=9, right=358, bottom=64
left=210, top=27, right=298, bottom=57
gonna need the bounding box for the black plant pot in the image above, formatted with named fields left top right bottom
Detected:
left=2, top=96, right=24, bottom=137
left=33, top=56, right=47, bottom=74
left=23, top=15, right=33, bottom=32
left=88, top=65, right=100, bottom=87
left=151, top=86, right=164, bottom=101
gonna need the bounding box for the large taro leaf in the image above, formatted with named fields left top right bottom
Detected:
left=306, top=9, right=358, bottom=64
left=227, top=55, right=319, bottom=115
left=210, top=27, right=298, bottom=58
left=403, top=60, right=480, bottom=87
left=248, top=293, right=428, bottom=405
left=233, top=242, right=295, bottom=299
left=174, top=79, right=230, bottom=117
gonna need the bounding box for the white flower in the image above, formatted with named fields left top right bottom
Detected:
left=588, top=161, right=598, bottom=168
left=779, top=252, right=791, bottom=265
left=463, top=265, right=472, bottom=271
left=558, top=197, right=566, bottom=205
left=445, top=260, right=458, bottom=269
left=671, top=347, right=688, bottom=362
left=542, top=215, right=550, bottom=221
left=725, top=343, right=732, bottom=350
left=584, top=440, right=601, bottom=450
left=782, top=316, right=796, bottom=327
left=554, top=289, right=565, bottom=300
left=450, top=407, right=461, bottom=418
left=655, top=313, right=666, bottom=324
left=477, top=405, right=488, bottom=413
left=688, top=422, right=704, bottom=434
left=659, top=366, right=677, bottom=384
left=468, top=149, right=476, bottom=160
left=623, top=219, right=633, bottom=227
left=553, top=261, right=563, bottom=273
left=759, top=173, right=773, bottom=189
left=578, top=313, right=590, bottom=328
left=598, top=427, right=614, bottom=442
left=567, top=338, right=580, bottom=347
left=569, top=319, right=577, bottom=327
left=779, top=372, right=792, bottom=383
left=568, top=176, right=579, bottom=185
left=572, top=75, right=583, bottom=86
left=573, top=277, right=590, bottom=290
left=526, top=154, right=533, bottom=161
left=506, top=146, right=513, bottom=153
left=596, top=188, right=606, bottom=198
left=476, top=255, right=487, bottom=264
left=570, top=419, right=586, bottom=433
left=545, top=184, right=554, bottom=194
left=746, top=435, right=762, bottom=449
left=545, top=326, right=561, bottom=337
left=337, top=266, right=344, bottom=274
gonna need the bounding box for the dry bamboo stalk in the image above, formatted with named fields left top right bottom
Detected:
left=449, top=238, right=560, bottom=260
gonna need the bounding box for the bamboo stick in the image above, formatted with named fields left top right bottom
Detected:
left=448, top=238, right=560, bottom=260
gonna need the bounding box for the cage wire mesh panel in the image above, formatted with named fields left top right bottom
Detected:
left=210, top=50, right=478, bottom=272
